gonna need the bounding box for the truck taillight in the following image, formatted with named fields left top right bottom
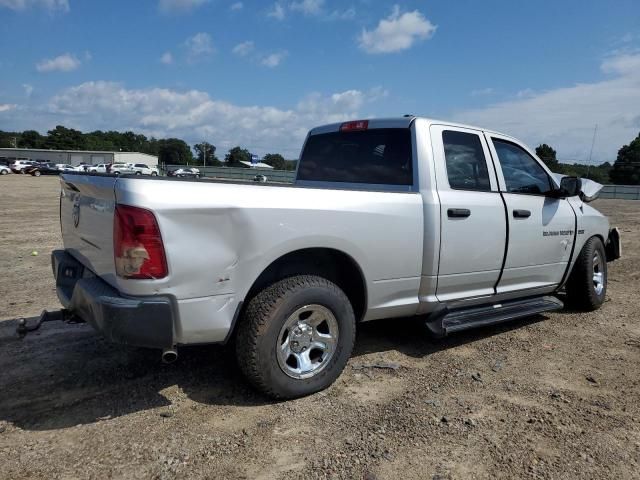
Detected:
left=114, top=204, right=168, bottom=279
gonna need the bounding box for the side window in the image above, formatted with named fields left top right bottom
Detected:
left=492, top=139, right=552, bottom=195
left=442, top=130, right=491, bottom=191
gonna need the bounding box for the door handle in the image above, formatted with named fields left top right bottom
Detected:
left=448, top=208, right=471, bottom=218
left=513, top=209, right=531, bottom=218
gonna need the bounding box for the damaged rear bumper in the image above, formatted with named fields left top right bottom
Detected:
left=51, top=250, right=176, bottom=349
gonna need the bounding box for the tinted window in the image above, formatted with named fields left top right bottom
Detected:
left=297, top=128, right=413, bottom=186
left=493, top=139, right=552, bottom=194
left=442, top=130, right=491, bottom=191
left=135, top=164, right=148, bottom=168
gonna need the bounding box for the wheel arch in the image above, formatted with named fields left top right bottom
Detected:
left=242, top=247, right=368, bottom=323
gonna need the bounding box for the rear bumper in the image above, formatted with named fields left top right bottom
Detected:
left=52, top=250, right=175, bottom=349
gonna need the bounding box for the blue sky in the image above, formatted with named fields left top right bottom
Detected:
left=1, top=0, right=639, bottom=161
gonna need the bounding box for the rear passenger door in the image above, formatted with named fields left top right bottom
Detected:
left=486, top=134, right=575, bottom=293
left=430, top=125, right=507, bottom=302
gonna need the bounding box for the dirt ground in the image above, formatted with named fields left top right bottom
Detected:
left=1, top=174, right=639, bottom=480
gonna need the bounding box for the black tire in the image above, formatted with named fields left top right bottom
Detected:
left=33, top=170, right=41, bottom=177
left=236, top=275, right=356, bottom=399
left=1, top=169, right=7, bottom=175
left=565, top=236, right=607, bottom=311
left=151, top=172, right=157, bottom=176
left=135, top=171, right=142, bottom=175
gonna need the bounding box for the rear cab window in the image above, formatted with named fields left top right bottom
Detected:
left=297, top=128, right=414, bottom=189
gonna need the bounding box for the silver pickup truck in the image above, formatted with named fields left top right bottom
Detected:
left=46, top=116, right=620, bottom=399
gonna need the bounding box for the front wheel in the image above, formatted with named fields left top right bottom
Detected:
left=565, top=237, right=607, bottom=311
left=236, top=275, right=356, bottom=399
left=33, top=170, right=41, bottom=177
left=0, top=169, right=7, bottom=175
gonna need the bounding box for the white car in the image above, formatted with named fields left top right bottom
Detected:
left=130, top=163, right=159, bottom=176
left=10, top=160, right=36, bottom=173
left=0, top=165, right=12, bottom=175
left=89, top=164, right=111, bottom=173
left=73, top=163, right=92, bottom=173
left=110, top=163, right=136, bottom=175
left=56, top=164, right=75, bottom=171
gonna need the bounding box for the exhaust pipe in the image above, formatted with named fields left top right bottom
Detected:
left=162, top=347, right=178, bottom=364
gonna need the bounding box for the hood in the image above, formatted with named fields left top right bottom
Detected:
left=552, top=173, right=603, bottom=203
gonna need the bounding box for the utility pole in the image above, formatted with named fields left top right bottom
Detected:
left=587, top=124, right=598, bottom=178
left=202, top=142, right=206, bottom=167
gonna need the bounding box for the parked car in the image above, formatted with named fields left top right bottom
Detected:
left=89, top=164, right=111, bottom=173
left=25, top=163, right=62, bottom=176
left=10, top=160, right=36, bottom=173
left=110, top=163, right=136, bottom=175
left=130, top=163, right=159, bottom=176
left=0, top=164, right=12, bottom=175
left=39, top=116, right=621, bottom=399
left=72, top=163, right=92, bottom=173
left=55, top=164, right=75, bottom=171
left=168, top=167, right=200, bottom=178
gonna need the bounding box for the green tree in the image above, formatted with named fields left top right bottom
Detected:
left=225, top=146, right=251, bottom=167
left=18, top=130, right=44, bottom=148
left=535, top=144, right=559, bottom=170
left=43, top=125, right=86, bottom=150
left=157, top=138, right=193, bottom=165
left=610, top=132, right=640, bottom=185
left=262, top=153, right=286, bottom=170
left=194, top=142, right=220, bottom=165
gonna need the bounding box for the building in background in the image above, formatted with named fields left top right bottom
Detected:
left=0, top=148, right=158, bottom=167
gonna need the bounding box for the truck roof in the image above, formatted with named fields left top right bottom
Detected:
left=308, top=116, right=507, bottom=138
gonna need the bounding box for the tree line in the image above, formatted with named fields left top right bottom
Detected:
left=0, top=126, right=297, bottom=171
left=534, top=132, right=640, bottom=185
left=2, top=126, right=640, bottom=183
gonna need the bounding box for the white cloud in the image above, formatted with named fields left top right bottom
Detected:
left=359, top=5, right=436, bottom=54
left=261, top=51, right=288, bottom=68
left=232, top=41, right=255, bottom=57
left=158, top=0, right=207, bottom=13
left=0, top=103, right=16, bottom=112
left=184, top=32, right=214, bottom=62
left=267, top=2, right=285, bottom=20
left=160, top=51, right=174, bottom=65
left=23, top=83, right=34, bottom=97
left=0, top=0, right=68, bottom=12
left=453, top=52, right=640, bottom=163
left=3, top=81, right=387, bottom=156
left=328, top=7, right=355, bottom=21
left=229, top=1, right=242, bottom=10
left=471, top=87, right=494, bottom=97
left=290, top=0, right=323, bottom=16
left=36, top=53, right=81, bottom=72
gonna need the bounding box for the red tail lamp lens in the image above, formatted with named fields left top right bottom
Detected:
left=114, top=204, right=167, bottom=279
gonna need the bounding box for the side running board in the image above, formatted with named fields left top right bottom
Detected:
left=425, top=296, right=564, bottom=337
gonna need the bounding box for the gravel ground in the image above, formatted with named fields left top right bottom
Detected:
left=0, top=175, right=639, bottom=480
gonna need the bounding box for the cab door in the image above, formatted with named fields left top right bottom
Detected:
left=430, top=125, right=507, bottom=302
left=486, top=134, right=576, bottom=293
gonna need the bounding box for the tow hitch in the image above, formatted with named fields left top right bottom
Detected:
left=16, top=309, right=83, bottom=338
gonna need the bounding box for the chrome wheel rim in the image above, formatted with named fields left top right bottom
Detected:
left=593, top=251, right=604, bottom=296
left=276, top=304, right=339, bottom=380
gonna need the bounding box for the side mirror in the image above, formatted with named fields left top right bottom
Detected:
left=558, top=176, right=582, bottom=198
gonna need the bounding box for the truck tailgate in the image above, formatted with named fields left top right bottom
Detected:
left=60, top=174, right=118, bottom=286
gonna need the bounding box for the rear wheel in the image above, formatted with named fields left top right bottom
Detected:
left=0, top=169, right=7, bottom=175
left=135, top=171, right=142, bottom=175
left=566, top=237, right=607, bottom=311
left=236, top=275, right=356, bottom=399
